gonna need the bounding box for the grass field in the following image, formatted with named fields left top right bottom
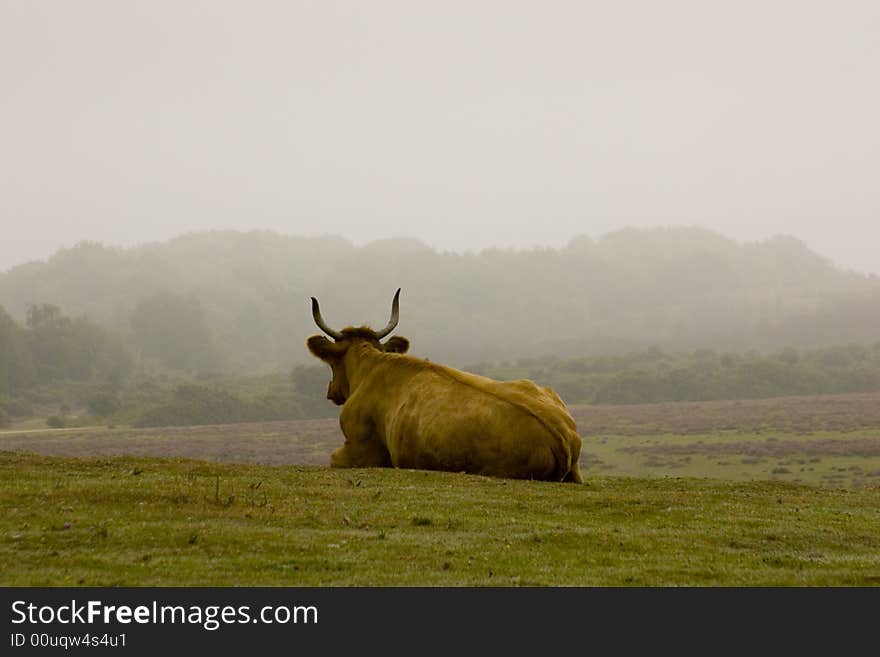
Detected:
left=2, top=392, right=879, bottom=586
left=2, top=451, right=880, bottom=586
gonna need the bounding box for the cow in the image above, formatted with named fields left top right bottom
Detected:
left=306, top=289, right=584, bottom=483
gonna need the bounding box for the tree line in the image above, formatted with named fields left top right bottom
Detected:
left=2, top=227, right=880, bottom=427
left=0, top=304, right=131, bottom=396
left=468, top=343, right=880, bottom=405
left=0, top=303, right=333, bottom=427
left=3, top=300, right=880, bottom=427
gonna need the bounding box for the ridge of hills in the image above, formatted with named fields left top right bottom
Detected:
left=1, top=227, right=878, bottom=368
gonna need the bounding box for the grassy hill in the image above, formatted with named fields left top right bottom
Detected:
left=2, top=451, right=879, bottom=586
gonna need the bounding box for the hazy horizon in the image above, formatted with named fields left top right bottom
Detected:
left=0, top=225, right=874, bottom=278
left=3, top=2, right=878, bottom=274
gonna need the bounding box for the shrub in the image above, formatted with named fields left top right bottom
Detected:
left=87, top=392, right=122, bottom=417
left=135, top=385, right=260, bottom=427
left=46, top=416, right=66, bottom=428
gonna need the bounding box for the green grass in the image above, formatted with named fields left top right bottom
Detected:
left=2, top=451, right=880, bottom=586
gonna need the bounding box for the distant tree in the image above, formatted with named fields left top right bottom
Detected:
left=24, top=304, right=133, bottom=384
left=26, top=303, right=78, bottom=382
left=87, top=392, right=122, bottom=417
left=130, top=292, right=222, bottom=372
left=26, top=304, right=68, bottom=331
left=0, top=305, right=35, bottom=394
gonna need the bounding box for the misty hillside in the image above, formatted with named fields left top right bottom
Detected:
left=1, top=227, right=878, bottom=370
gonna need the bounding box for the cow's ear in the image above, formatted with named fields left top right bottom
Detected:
left=383, top=336, right=410, bottom=354
left=307, top=335, right=347, bottom=360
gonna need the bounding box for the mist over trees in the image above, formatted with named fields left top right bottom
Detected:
left=0, top=227, right=879, bottom=371
left=130, top=292, right=222, bottom=371
left=0, top=305, right=33, bottom=395
left=2, top=225, right=880, bottom=428
left=0, top=304, right=132, bottom=396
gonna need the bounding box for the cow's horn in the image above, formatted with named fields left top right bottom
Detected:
left=310, top=297, right=343, bottom=340
left=374, top=288, right=401, bottom=339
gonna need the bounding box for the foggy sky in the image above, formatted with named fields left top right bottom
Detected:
left=2, top=1, right=878, bottom=273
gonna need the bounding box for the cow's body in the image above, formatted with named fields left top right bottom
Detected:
left=331, top=342, right=583, bottom=481
left=307, top=290, right=584, bottom=483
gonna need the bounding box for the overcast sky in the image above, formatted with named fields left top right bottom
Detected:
left=2, top=1, right=878, bottom=273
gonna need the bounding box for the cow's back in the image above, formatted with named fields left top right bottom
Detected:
left=377, top=364, right=582, bottom=481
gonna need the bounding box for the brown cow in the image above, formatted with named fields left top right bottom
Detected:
left=306, top=289, right=583, bottom=482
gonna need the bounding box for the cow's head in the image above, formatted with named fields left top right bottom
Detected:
left=306, top=289, right=410, bottom=405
